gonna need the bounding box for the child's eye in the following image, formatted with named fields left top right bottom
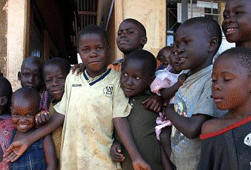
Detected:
left=96, top=47, right=103, bottom=51
left=235, top=11, right=244, bottom=16
left=45, top=79, right=52, bottom=83
left=81, top=48, right=89, bottom=52
left=135, top=77, right=141, bottom=80
left=223, top=78, right=232, bottom=82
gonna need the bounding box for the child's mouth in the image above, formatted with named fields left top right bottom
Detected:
left=225, top=28, right=237, bottom=35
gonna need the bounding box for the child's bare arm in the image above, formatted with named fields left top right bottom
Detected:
left=43, top=134, right=57, bottom=170
left=160, top=74, right=187, bottom=100
left=4, top=112, right=64, bottom=162
left=142, top=94, right=163, bottom=112
left=164, top=104, right=211, bottom=139
left=113, top=117, right=151, bottom=170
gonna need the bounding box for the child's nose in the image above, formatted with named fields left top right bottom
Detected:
left=125, top=77, right=133, bottom=86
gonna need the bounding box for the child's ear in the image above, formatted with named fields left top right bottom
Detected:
left=0, top=96, right=8, bottom=107
left=141, top=37, right=147, bottom=46
left=18, top=71, right=21, bottom=81
left=208, top=37, right=218, bottom=53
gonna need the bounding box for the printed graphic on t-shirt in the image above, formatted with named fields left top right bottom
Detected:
left=103, top=84, right=113, bottom=97
left=244, top=133, right=251, bottom=147
left=174, top=96, right=188, bottom=117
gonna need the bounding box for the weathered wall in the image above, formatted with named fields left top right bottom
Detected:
left=6, top=0, right=28, bottom=90
left=112, top=0, right=166, bottom=60
left=0, top=0, right=8, bottom=77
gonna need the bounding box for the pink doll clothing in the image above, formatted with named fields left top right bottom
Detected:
left=0, top=114, right=15, bottom=170
left=150, top=65, right=182, bottom=140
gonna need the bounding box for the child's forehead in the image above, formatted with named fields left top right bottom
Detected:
left=44, top=64, right=66, bottom=75
left=119, top=21, right=140, bottom=30
left=22, top=61, right=41, bottom=71
left=226, top=0, right=249, bottom=7
left=79, top=33, right=107, bottom=45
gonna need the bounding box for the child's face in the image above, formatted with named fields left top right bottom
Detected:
left=212, top=56, right=251, bottom=111
left=157, top=49, right=171, bottom=68
left=78, top=33, right=109, bottom=78
left=18, top=62, right=43, bottom=92
left=11, top=100, right=37, bottom=133
left=175, top=25, right=210, bottom=73
left=169, top=51, right=181, bottom=73
left=120, top=60, right=152, bottom=97
left=117, top=21, right=146, bottom=54
left=44, top=65, right=67, bottom=102
left=222, top=0, right=251, bottom=45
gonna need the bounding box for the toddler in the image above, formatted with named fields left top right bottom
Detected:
left=10, top=87, right=56, bottom=170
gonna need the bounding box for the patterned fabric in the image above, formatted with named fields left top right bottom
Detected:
left=0, top=115, right=15, bottom=170
left=39, top=90, right=50, bottom=111
left=54, top=69, right=131, bottom=170
left=10, top=130, right=46, bottom=170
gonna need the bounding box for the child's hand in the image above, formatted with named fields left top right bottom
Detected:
left=110, top=140, right=125, bottom=162
left=142, top=94, right=163, bottom=112
left=71, top=63, right=85, bottom=75
left=177, top=73, right=187, bottom=87
left=132, top=157, right=151, bottom=170
left=3, top=140, right=29, bottom=162
left=35, top=111, right=50, bottom=126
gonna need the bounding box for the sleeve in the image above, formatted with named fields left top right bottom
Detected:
left=193, top=80, right=214, bottom=116
left=193, top=80, right=227, bottom=117
left=112, top=74, right=131, bottom=118
left=54, top=73, right=72, bottom=116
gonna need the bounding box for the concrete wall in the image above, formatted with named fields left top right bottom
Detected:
left=112, top=0, right=166, bottom=60
left=0, top=0, right=8, bottom=77
left=6, top=0, right=29, bottom=90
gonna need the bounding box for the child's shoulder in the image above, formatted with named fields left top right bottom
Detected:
left=201, top=117, right=224, bottom=135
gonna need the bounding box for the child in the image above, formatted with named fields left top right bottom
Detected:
left=18, top=57, right=50, bottom=111
left=4, top=25, right=151, bottom=170
left=108, top=18, right=147, bottom=71
left=150, top=48, right=187, bottom=168
left=163, top=17, right=226, bottom=170
left=111, top=50, right=163, bottom=170
left=198, top=47, right=251, bottom=170
left=10, top=87, right=56, bottom=170
left=41, top=58, right=71, bottom=166
left=222, top=0, right=251, bottom=48
left=0, top=77, right=15, bottom=169
left=156, top=46, right=172, bottom=70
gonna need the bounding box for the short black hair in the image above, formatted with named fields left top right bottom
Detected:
left=21, top=56, right=43, bottom=72
left=12, top=87, right=40, bottom=111
left=0, top=77, right=12, bottom=112
left=123, top=18, right=146, bottom=37
left=123, top=49, right=156, bottom=77
left=77, top=25, right=109, bottom=47
left=43, top=57, right=71, bottom=76
left=218, top=47, right=251, bottom=72
left=182, top=17, right=222, bottom=53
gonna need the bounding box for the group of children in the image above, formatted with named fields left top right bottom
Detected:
left=0, top=0, right=251, bottom=169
